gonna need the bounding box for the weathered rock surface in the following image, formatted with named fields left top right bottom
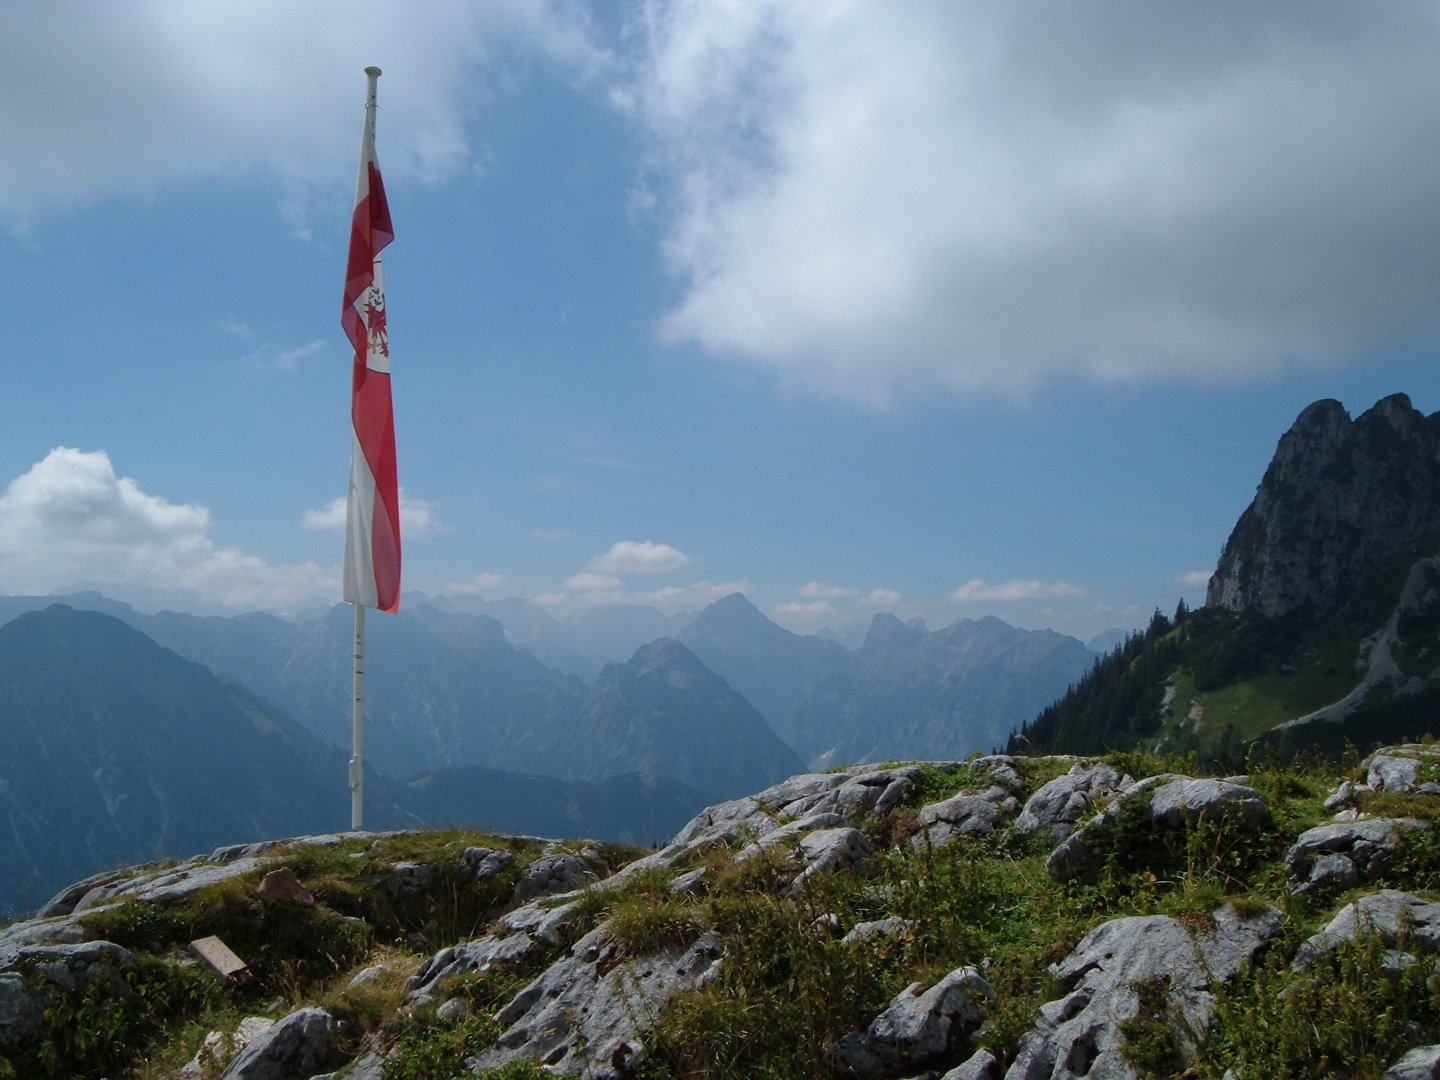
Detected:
left=829, top=966, right=996, bottom=1079
left=1047, top=776, right=1268, bottom=884
left=19, top=940, right=136, bottom=994
left=469, top=925, right=723, bottom=1078
left=220, top=1007, right=334, bottom=1080
left=1206, top=394, right=1440, bottom=619
left=514, top=853, right=596, bottom=903
left=406, top=933, right=537, bottom=1007
left=1003, top=904, right=1282, bottom=1080
left=1293, top=890, right=1440, bottom=970
left=177, top=1016, right=275, bottom=1077
left=462, top=846, right=514, bottom=882
left=915, top=786, right=1020, bottom=848
left=0, top=972, right=43, bottom=1049
left=379, top=862, right=437, bottom=899
left=1285, top=818, right=1429, bottom=893
left=1386, top=1045, right=1440, bottom=1079
left=1016, top=763, right=1129, bottom=843
left=943, top=1049, right=1000, bottom=1080
left=842, top=918, right=917, bottom=946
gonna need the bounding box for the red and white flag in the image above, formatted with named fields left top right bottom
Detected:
left=342, top=70, right=400, bottom=612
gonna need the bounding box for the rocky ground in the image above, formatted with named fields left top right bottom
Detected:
left=5, top=747, right=1440, bottom=1079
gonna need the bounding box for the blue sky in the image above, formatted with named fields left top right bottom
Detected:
left=1, top=2, right=1438, bottom=641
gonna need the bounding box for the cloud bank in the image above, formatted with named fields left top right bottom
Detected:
left=0, top=0, right=602, bottom=226
left=0, top=448, right=332, bottom=610
left=629, top=1, right=1440, bottom=399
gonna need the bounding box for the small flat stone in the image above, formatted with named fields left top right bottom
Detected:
left=190, top=936, right=249, bottom=981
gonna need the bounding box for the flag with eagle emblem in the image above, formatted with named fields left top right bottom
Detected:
left=342, top=71, right=400, bottom=612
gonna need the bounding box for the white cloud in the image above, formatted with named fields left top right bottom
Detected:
left=0, top=1, right=605, bottom=225
left=300, top=488, right=443, bottom=537
left=300, top=497, right=347, bottom=532
left=1174, top=570, right=1213, bottom=588
left=950, top=578, right=1085, bottom=603
left=245, top=338, right=325, bottom=372
left=564, top=571, right=624, bottom=594
left=586, top=540, right=690, bottom=576
left=632, top=580, right=749, bottom=610
left=628, top=2, right=1440, bottom=400
left=770, top=599, right=840, bottom=621
left=445, top=571, right=508, bottom=595
left=861, top=587, right=902, bottom=607
left=0, top=447, right=332, bottom=610
left=798, top=581, right=856, bottom=600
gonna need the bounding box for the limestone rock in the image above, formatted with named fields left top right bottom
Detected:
left=1370, top=755, right=1424, bottom=794
left=668, top=867, right=708, bottom=895
left=1206, top=394, right=1440, bottom=619
left=1003, top=904, right=1282, bottom=1080
left=378, top=862, right=437, bottom=899
left=942, top=1049, right=1000, bottom=1080
left=829, top=966, right=996, bottom=1079
left=220, top=1007, right=334, bottom=1080
left=1047, top=776, right=1268, bottom=884
left=177, top=1017, right=274, bottom=1077
left=1016, top=763, right=1129, bottom=843
left=514, top=853, right=596, bottom=903
left=842, top=918, right=918, bottom=946
left=256, top=867, right=314, bottom=907
left=1386, top=1045, right=1440, bottom=1079
left=915, top=786, right=1020, bottom=848
left=787, top=828, right=875, bottom=894
left=1293, top=890, right=1440, bottom=970
left=1285, top=819, right=1429, bottom=893
left=470, top=925, right=723, bottom=1078
left=405, top=933, right=537, bottom=1006
left=0, top=971, right=43, bottom=1050
left=462, top=847, right=514, bottom=882
left=19, top=941, right=135, bottom=994
left=436, top=997, right=471, bottom=1022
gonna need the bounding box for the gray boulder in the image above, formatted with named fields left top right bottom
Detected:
left=787, top=828, right=875, bottom=894
left=915, top=786, right=1020, bottom=848
left=1047, top=776, right=1268, bottom=884
left=1016, top=763, right=1129, bottom=842
left=220, top=1007, right=334, bottom=1080
left=943, top=1049, right=1000, bottom=1080
left=514, top=853, right=596, bottom=903
left=1386, top=1045, right=1440, bottom=1079
left=829, top=967, right=996, bottom=1079
left=1285, top=818, right=1429, bottom=893
left=0, top=972, right=43, bottom=1050
left=469, top=925, right=723, bottom=1078
left=378, top=862, right=436, bottom=899
left=462, top=847, right=514, bottom=882
left=1293, top=890, right=1440, bottom=970
left=405, top=933, right=537, bottom=1006
left=842, top=918, right=918, bottom=946
left=1003, top=904, right=1282, bottom=1080
left=1370, top=755, right=1424, bottom=793
left=18, top=941, right=135, bottom=994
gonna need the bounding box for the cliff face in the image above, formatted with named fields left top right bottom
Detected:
left=1207, top=394, right=1440, bottom=618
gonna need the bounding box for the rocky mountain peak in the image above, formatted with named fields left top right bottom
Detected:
left=1207, top=393, right=1440, bottom=618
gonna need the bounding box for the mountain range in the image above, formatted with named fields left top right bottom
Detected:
left=0, top=604, right=711, bottom=914
left=678, top=593, right=1094, bottom=766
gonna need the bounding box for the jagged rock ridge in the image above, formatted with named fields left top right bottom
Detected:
left=1208, top=393, right=1440, bottom=619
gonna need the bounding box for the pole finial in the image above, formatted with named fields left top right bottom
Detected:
left=365, top=66, right=382, bottom=78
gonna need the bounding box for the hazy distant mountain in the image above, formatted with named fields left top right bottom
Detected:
left=0, top=594, right=790, bottom=800
left=0, top=606, right=711, bottom=914
left=1085, top=628, right=1128, bottom=655
left=681, top=594, right=1094, bottom=767
left=568, top=639, right=804, bottom=799
left=678, top=593, right=852, bottom=741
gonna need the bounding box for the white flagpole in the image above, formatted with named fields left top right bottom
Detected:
left=351, top=601, right=365, bottom=830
